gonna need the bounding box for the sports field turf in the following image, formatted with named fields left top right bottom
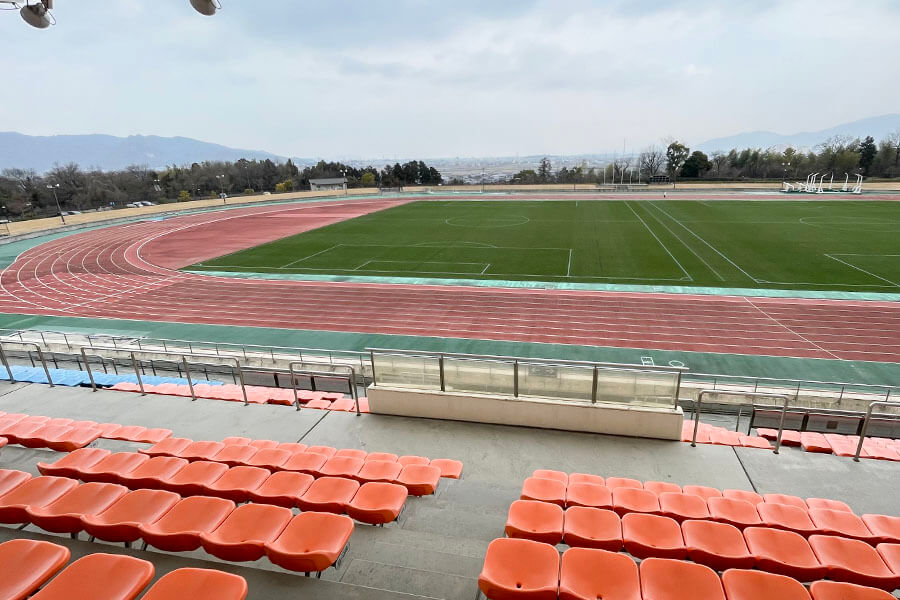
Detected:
left=189, top=199, right=900, bottom=292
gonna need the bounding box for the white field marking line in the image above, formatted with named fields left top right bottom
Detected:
left=481, top=263, right=491, bottom=275
left=354, top=259, right=491, bottom=274
left=649, top=202, right=760, bottom=283
left=742, top=297, right=844, bottom=361
left=335, top=243, right=572, bottom=251
left=411, top=241, right=499, bottom=248
left=566, top=249, right=573, bottom=277
left=640, top=203, right=725, bottom=282
left=830, top=253, right=900, bottom=257
left=623, top=201, right=693, bottom=281
left=824, top=254, right=900, bottom=289
left=281, top=244, right=344, bottom=268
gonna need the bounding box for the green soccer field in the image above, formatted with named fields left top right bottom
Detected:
left=188, top=199, right=900, bottom=292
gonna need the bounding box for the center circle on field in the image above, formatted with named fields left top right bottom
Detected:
left=444, top=215, right=530, bottom=228
left=799, top=216, right=899, bottom=231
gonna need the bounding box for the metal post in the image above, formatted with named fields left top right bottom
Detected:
left=0, top=344, right=16, bottom=383
left=369, top=351, right=377, bottom=386
left=80, top=348, right=96, bottom=391
left=591, top=366, right=598, bottom=404
left=183, top=356, right=196, bottom=401
left=692, top=390, right=790, bottom=454
left=854, top=401, right=899, bottom=462
left=290, top=364, right=301, bottom=411
left=439, top=356, right=445, bottom=392
left=513, top=359, right=519, bottom=398
left=131, top=352, right=146, bottom=395
left=33, top=347, right=54, bottom=387
left=236, top=366, right=249, bottom=405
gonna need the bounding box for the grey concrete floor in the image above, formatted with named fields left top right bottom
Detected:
left=1, top=383, right=899, bottom=599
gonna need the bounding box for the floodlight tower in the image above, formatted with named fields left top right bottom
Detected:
left=190, top=0, right=221, bottom=16
left=0, top=0, right=55, bottom=28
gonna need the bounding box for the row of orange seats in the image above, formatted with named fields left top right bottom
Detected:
left=504, top=502, right=900, bottom=590
left=0, top=472, right=353, bottom=573
left=680, top=421, right=773, bottom=449
left=0, top=411, right=171, bottom=452
left=0, top=539, right=247, bottom=600
left=141, top=436, right=463, bottom=480
left=110, top=381, right=369, bottom=411
left=756, top=428, right=900, bottom=461
left=36, top=451, right=411, bottom=523
left=520, top=471, right=900, bottom=546
left=478, top=540, right=897, bottom=600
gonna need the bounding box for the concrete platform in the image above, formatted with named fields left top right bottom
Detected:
left=1, top=383, right=899, bottom=599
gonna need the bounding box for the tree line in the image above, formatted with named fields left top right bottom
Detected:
left=509, top=132, right=900, bottom=184
left=0, top=158, right=443, bottom=220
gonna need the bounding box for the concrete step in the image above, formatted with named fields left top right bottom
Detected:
left=341, top=558, right=475, bottom=600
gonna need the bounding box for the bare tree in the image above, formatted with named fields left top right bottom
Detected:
left=709, top=151, right=728, bottom=176
left=639, top=146, right=665, bottom=177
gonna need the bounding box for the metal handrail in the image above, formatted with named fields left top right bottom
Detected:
left=854, top=401, right=900, bottom=461
left=80, top=348, right=146, bottom=395
left=368, top=348, right=683, bottom=408
left=288, top=361, right=359, bottom=415
left=683, top=371, right=897, bottom=402
left=692, top=390, right=791, bottom=454
left=0, top=341, right=54, bottom=387
left=84, top=345, right=248, bottom=404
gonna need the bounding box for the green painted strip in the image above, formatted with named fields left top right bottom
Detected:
left=182, top=269, right=900, bottom=301
left=0, top=312, right=896, bottom=387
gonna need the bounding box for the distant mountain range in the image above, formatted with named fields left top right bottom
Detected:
left=0, top=132, right=285, bottom=173
left=695, top=114, right=900, bottom=153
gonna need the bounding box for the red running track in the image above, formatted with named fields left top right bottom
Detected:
left=0, top=195, right=898, bottom=362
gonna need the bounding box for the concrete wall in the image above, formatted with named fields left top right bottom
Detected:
left=367, top=385, right=684, bottom=440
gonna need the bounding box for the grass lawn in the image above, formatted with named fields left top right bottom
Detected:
left=187, top=199, right=900, bottom=292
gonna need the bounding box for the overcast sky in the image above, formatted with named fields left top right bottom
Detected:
left=2, top=0, right=898, bottom=159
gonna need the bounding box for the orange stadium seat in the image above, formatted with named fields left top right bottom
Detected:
left=809, top=581, right=897, bottom=600
left=211, top=444, right=259, bottom=467
left=565, top=482, right=613, bottom=509
left=708, top=429, right=743, bottom=446
left=222, top=437, right=252, bottom=446
left=800, top=432, right=834, bottom=453
left=559, top=547, right=641, bottom=600
left=203, top=466, right=270, bottom=503
left=708, top=497, right=763, bottom=529
left=248, top=471, right=314, bottom=508
left=366, top=452, right=398, bottom=462
left=159, top=460, right=229, bottom=496
left=306, top=445, right=338, bottom=458
left=612, top=487, right=660, bottom=516
left=397, top=455, right=429, bottom=466
left=80, top=452, right=150, bottom=484
left=757, top=502, right=818, bottom=536
left=139, top=496, right=235, bottom=552
left=15, top=424, right=74, bottom=448
left=266, top=512, right=354, bottom=573
left=319, top=456, right=365, bottom=479
left=639, top=558, right=725, bottom=600
left=568, top=473, right=605, bottom=486
left=722, top=489, right=763, bottom=505
left=0, top=539, right=70, bottom=600
left=644, top=481, right=682, bottom=495
left=562, top=507, right=623, bottom=551
left=763, top=493, right=808, bottom=510
left=430, top=458, right=463, bottom=478
left=355, top=459, right=403, bottom=483
left=45, top=427, right=104, bottom=453
left=105, top=425, right=147, bottom=442
left=681, top=485, right=722, bottom=502
left=478, top=538, right=560, bottom=600
left=140, top=437, right=192, bottom=458
left=743, top=526, right=827, bottom=581
left=140, top=568, right=248, bottom=600
left=682, top=519, right=755, bottom=571
left=521, top=477, right=567, bottom=506
left=26, top=482, right=128, bottom=534
left=29, top=553, right=154, bottom=600
left=738, top=435, right=773, bottom=450
left=0, top=476, right=79, bottom=524
left=397, top=464, right=441, bottom=496
left=249, top=439, right=279, bottom=450
left=0, top=468, right=32, bottom=497
left=809, top=508, right=877, bottom=542
left=276, top=443, right=308, bottom=454
left=81, top=489, right=181, bottom=543
left=605, top=477, right=642, bottom=491
left=118, top=456, right=189, bottom=490
left=505, top=500, right=564, bottom=545
left=807, top=498, right=854, bottom=513
left=808, top=535, right=900, bottom=591
left=297, top=476, right=360, bottom=513
left=721, top=568, right=812, bottom=600
left=622, top=513, right=686, bottom=559
left=281, top=451, right=329, bottom=474
left=346, top=482, right=408, bottom=525
left=335, top=448, right=368, bottom=460
left=201, top=503, right=293, bottom=562
left=862, top=514, right=900, bottom=544
left=178, top=441, right=226, bottom=462
left=875, top=543, right=900, bottom=579
left=658, top=492, right=710, bottom=521
left=34, top=445, right=105, bottom=474
left=245, top=448, right=292, bottom=470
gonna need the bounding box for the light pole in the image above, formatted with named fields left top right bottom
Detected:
left=481, top=167, right=486, bottom=193
left=781, top=162, right=791, bottom=181
left=46, top=184, right=64, bottom=224
left=216, top=174, right=226, bottom=203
